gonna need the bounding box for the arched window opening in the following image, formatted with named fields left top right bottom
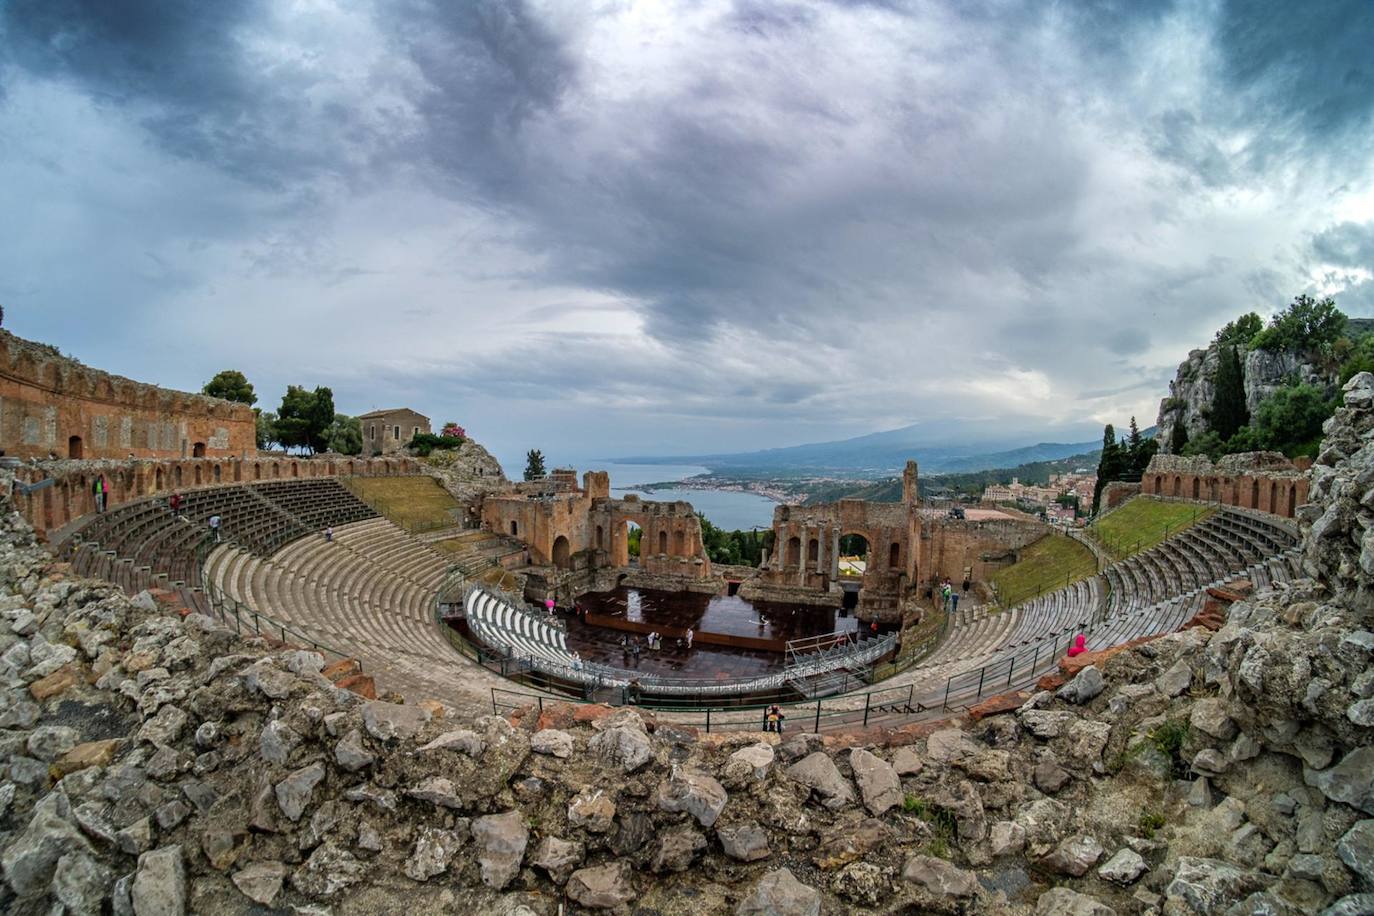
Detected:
left=889, top=542, right=901, bottom=568
left=658, top=529, right=669, bottom=555
left=192, top=442, right=206, bottom=458
left=807, top=538, right=819, bottom=563
left=785, top=536, right=801, bottom=566
left=68, top=436, right=83, bottom=459
left=510, top=520, right=518, bottom=537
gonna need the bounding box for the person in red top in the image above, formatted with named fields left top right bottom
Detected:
left=1067, top=633, right=1087, bottom=657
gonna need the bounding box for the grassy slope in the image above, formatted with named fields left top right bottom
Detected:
left=344, top=476, right=460, bottom=531
left=1088, top=496, right=1214, bottom=560
left=990, top=532, right=1098, bottom=610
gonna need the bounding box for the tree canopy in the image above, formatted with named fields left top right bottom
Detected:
left=1251, top=294, right=1346, bottom=355
left=325, top=414, right=363, bottom=455
left=202, top=370, right=258, bottom=405
left=273, top=386, right=335, bottom=454
left=524, top=449, right=546, bottom=481
left=1214, top=312, right=1263, bottom=348
left=254, top=410, right=277, bottom=450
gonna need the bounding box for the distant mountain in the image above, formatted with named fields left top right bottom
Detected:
left=615, top=421, right=1104, bottom=476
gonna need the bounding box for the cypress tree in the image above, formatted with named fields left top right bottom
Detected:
left=1211, top=345, right=1249, bottom=441
left=1169, top=416, right=1189, bottom=454
left=1093, top=423, right=1120, bottom=512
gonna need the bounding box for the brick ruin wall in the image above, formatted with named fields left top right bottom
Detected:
left=479, top=471, right=712, bottom=581
left=13, top=455, right=420, bottom=540
left=1141, top=452, right=1309, bottom=518
left=0, top=331, right=256, bottom=461
left=918, top=516, right=1047, bottom=587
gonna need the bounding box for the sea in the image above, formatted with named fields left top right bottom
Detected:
left=597, top=462, right=780, bottom=532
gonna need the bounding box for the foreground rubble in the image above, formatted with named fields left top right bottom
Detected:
left=3, top=375, right=1374, bottom=914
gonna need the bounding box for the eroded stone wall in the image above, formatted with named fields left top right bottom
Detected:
left=0, top=331, right=255, bottom=461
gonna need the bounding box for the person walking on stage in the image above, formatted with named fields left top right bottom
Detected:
left=685, top=627, right=694, bottom=649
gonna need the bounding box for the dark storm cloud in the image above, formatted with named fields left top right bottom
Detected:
left=0, top=0, right=404, bottom=187
left=2, top=0, right=1373, bottom=457
left=1312, top=222, right=1374, bottom=271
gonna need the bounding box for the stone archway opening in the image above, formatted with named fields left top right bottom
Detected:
left=552, top=535, right=572, bottom=570
left=68, top=436, right=84, bottom=459
left=622, top=520, right=642, bottom=566
left=838, top=533, right=870, bottom=610
left=657, top=529, right=668, bottom=556
left=192, top=442, right=206, bottom=458
left=785, top=536, right=801, bottom=567
left=595, top=524, right=604, bottom=551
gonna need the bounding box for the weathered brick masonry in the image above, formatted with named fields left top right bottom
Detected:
left=0, top=330, right=256, bottom=460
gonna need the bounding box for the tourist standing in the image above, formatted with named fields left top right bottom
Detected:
left=169, top=492, right=182, bottom=517
left=325, top=526, right=333, bottom=543
left=1067, top=633, right=1087, bottom=657
left=951, top=592, right=960, bottom=613
left=685, top=627, right=694, bottom=649
left=208, top=513, right=221, bottom=543
left=765, top=704, right=785, bottom=734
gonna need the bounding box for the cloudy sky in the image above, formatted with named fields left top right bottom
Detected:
left=2, top=1, right=1373, bottom=470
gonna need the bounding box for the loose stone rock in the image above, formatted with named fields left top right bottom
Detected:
left=231, top=861, right=287, bottom=906
left=850, top=747, right=902, bottom=815
left=567, top=861, right=636, bottom=910
left=736, top=866, right=821, bottom=916
left=903, top=854, right=979, bottom=897
left=131, top=845, right=186, bottom=916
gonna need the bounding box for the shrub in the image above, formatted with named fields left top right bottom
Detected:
left=407, top=433, right=465, bottom=457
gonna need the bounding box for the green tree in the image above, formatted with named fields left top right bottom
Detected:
left=273, top=386, right=335, bottom=454
left=254, top=409, right=277, bottom=450
left=1254, top=383, right=1335, bottom=458
left=626, top=525, right=641, bottom=558
left=1215, top=312, right=1263, bottom=348
left=1168, top=417, right=1189, bottom=454
left=1093, top=424, right=1124, bottom=513
left=1339, top=334, right=1374, bottom=384
left=1251, top=294, right=1346, bottom=355
left=524, top=449, right=546, bottom=481
left=325, top=414, right=363, bottom=455
left=202, top=370, right=258, bottom=405
left=1211, top=345, right=1249, bottom=440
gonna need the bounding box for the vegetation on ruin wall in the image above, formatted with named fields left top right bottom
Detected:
left=343, top=476, right=461, bottom=531
left=1087, top=496, right=1213, bottom=560
left=989, top=532, right=1097, bottom=610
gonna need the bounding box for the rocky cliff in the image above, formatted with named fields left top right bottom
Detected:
left=1155, top=345, right=1332, bottom=451
left=0, top=380, right=1372, bottom=914
left=419, top=437, right=509, bottom=505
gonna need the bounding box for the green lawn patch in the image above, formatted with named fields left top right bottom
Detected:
left=1088, top=496, right=1213, bottom=560
left=989, top=532, right=1098, bottom=610
left=344, top=476, right=461, bottom=532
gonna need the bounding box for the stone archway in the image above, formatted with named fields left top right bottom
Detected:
left=192, top=442, right=206, bottom=458
left=552, top=535, right=571, bottom=570
left=785, top=536, right=801, bottom=567
left=68, top=436, right=84, bottom=459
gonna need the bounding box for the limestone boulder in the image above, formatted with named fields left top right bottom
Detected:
left=131, top=846, right=187, bottom=916
left=786, top=752, right=855, bottom=810
left=1057, top=666, right=1105, bottom=704
left=231, top=861, right=287, bottom=906
left=736, top=867, right=821, bottom=916
left=1098, top=848, right=1147, bottom=885
left=902, top=854, right=979, bottom=898
left=718, top=822, right=772, bottom=862
left=588, top=724, right=653, bottom=772
left=850, top=748, right=902, bottom=815
left=471, top=810, right=528, bottom=890
left=1035, top=886, right=1117, bottom=915
left=657, top=770, right=728, bottom=828
left=531, top=836, right=584, bottom=884
left=567, top=861, right=636, bottom=910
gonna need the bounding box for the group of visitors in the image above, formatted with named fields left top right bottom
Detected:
left=939, top=578, right=961, bottom=614
left=764, top=704, right=786, bottom=733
